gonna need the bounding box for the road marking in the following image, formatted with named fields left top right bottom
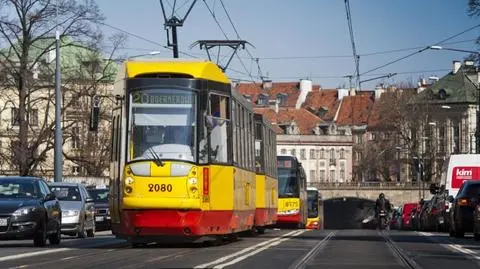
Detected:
left=194, top=230, right=302, bottom=269
left=418, top=231, right=480, bottom=264
left=0, top=248, right=72, bottom=262
left=212, top=230, right=306, bottom=269
left=287, top=231, right=336, bottom=269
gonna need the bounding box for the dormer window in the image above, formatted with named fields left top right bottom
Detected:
left=276, top=93, right=287, bottom=106
left=243, top=94, right=251, bottom=102
left=257, top=94, right=269, bottom=105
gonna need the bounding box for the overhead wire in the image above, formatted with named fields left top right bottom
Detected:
left=201, top=0, right=258, bottom=82
left=360, top=24, right=480, bottom=76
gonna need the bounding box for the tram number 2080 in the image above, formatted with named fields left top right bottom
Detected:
left=148, top=183, right=173, bottom=192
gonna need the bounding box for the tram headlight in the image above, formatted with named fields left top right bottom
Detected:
left=125, top=177, right=134, bottom=185
left=171, top=163, right=192, bottom=177
left=125, top=186, right=133, bottom=194
left=187, top=178, right=197, bottom=185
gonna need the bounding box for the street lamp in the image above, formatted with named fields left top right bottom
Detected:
left=126, top=51, right=162, bottom=60
left=429, top=45, right=480, bottom=154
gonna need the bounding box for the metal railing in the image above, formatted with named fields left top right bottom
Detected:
left=308, top=181, right=422, bottom=190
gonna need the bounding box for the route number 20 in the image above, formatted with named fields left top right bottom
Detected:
left=148, top=184, right=173, bottom=192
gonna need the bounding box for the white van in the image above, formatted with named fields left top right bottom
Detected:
left=440, top=154, right=480, bottom=198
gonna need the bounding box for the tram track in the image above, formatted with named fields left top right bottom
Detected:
left=380, top=230, right=422, bottom=269
left=287, top=230, right=336, bottom=269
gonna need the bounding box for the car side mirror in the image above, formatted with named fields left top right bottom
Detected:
left=45, top=193, right=56, bottom=201
left=205, top=115, right=214, bottom=130
left=447, top=195, right=454, bottom=203
left=86, top=197, right=94, bottom=203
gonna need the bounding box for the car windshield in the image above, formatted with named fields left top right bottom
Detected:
left=0, top=180, right=40, bottom=199
left=128, top=89, right=197, bottom=163
left=50, top=186, right=82, bottom=201
left=87, top=188, right=109, bottom=202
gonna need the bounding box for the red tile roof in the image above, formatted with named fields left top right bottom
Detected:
left=237, top=82, right=320, bottom=107
left=254, top=107, right=323, bottom=135
left=302, top=89, right=339, bottom=121
left=336, top=95, right=374, bottom=126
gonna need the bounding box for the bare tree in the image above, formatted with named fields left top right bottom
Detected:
left=0, top=0, right=109, bottom=176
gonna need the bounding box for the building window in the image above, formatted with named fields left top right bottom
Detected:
left=319, top=148, right=325, bottom=159
left=329, top=148, right=335, bottom=165
left=453, top=123, right=460, bottom=154
left=257, top=95, right=269, bottom=105
left=71, top=166, right=80, bottom=175
left=370, top=133, right=376, bottom=141
left=330, top=170, right=336, bottom=182
left=11, top=108, right=19, bottom=126
left=320, top=170, right=325, bottom=182
left=438, top=124, right=445, bottom=153
left=281, top=148, right=286, bottom=154
left=340, top=170, right=345, bottom=181
left=300, top=149, right=306, bottom=160
left=290, top=149, right=296, bottom=156
left=310, top=170, right=316, bottom=181
left=71, top=126, right=80, bottom=149
left=340, top=148, right=345, bottom=159
left=310, top=149, right=315, bottom=159
left=28, top=109, right=38, bottom=126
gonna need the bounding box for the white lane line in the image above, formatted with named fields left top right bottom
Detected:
left=212, top=230, right=306, bottom=269
left=194, top=230, right=302, bottom=269
left=0, top=248, right=72, bottom=262
left=288, top=231, right=336, bottom=269
left=418, top=231, right=480, bottom=263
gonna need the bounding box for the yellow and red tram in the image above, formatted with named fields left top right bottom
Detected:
left=108, top=59, right=259, bottom=245
left=253, top=113, right=278, bottom=233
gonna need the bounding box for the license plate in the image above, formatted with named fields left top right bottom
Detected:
left=95, top=216, right=104, bottom=222
left=0, top=218, right=7, bottom=226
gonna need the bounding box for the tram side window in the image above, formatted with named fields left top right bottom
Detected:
left=232, top=100, right=237, bottom=165
left=255, top=122, right=263, bottom=173
left=209, top=94, right=230, bottom=163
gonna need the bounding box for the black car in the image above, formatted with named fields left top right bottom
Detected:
left=86, top=186, right=110, bottom=230
left=0, top=176, right=62, bottom=246
left=449, top=180, right=480, bottom=237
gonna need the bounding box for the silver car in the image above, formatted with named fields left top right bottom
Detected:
left=49, top=182, right=95, bottom=238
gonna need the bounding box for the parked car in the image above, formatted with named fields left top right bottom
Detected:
left=0, top=176, right=62, bottom=247
left=449, top=180, right=480, bottom=237
left=86, top=185, right=110, bottom=231
left=49, top=182, right=95, bottom=238
left=401, top=203, right=417, bottom=230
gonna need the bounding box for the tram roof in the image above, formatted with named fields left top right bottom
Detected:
left=116, top=58, right=230, bottom=84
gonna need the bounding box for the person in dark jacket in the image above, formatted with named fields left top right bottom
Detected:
left=375, top=193, right=392, bottom=228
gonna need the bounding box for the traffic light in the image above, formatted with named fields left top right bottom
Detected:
left=89, top=95, right=100, bottom=131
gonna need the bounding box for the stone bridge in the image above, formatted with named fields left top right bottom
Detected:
left=309, top=182, right=433, bottom=206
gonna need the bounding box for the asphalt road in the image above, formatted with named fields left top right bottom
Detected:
left=1, top=229, right=480, bottom=269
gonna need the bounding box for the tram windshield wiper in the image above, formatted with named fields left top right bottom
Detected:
left=147, top=147, right=164, bottom=167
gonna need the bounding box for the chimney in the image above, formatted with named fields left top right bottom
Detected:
left=337, top=88, right=349, bottom=100
left=374, top=84, right=385, bottom=99
left=275, top=99, right=279, bottom=114
left=349, top=88, right=356, bottom=96
left=465, top=60, right=474, bottom=66
left=295, top=79, right=313, bottom=108
left=453, top=60, right=461, bottom=74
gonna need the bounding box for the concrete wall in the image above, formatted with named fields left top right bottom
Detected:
left=320, top=189, right=431, bottom=206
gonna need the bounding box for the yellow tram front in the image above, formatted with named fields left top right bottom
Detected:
left=276, top=155, right=308, bottom=228
left=306, top=187, right=321, bottom=229
left=108, top=59, right=257, bottom=244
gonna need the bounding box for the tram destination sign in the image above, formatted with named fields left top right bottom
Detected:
left=132, top=92, right=193, bottom=105
left=277, top=160, right=292, bottom=168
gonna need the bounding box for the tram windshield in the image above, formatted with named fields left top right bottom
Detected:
left=277, top=168, right=300, bottom=198
left=128, top=89, right=197, bottom=162
left=307, top=190, right=319, bottom=218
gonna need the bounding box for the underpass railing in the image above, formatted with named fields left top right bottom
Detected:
left=308, top=181, right=422, bottom=190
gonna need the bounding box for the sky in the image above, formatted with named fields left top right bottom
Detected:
left=96, top=0, right=480, bottom=90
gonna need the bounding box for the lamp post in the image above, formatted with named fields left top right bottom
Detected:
left=430, top=45, right=480, bottom=153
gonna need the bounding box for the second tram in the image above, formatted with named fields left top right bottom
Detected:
left=276, top=155, right=308, bottom=228
left=107, top=59, right=258, bottom=245
left=253, top=113, right=278, bottom=233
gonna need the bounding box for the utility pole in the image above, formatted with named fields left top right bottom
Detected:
left=54, top=3, right=62, bottom=182
left=159, top=0, right=197, bottom=58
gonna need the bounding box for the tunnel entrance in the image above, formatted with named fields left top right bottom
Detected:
left=323, top=197, right=376, bottom=229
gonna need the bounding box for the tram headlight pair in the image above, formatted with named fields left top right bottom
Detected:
left=187, top=177, right=198, bottom=198
left=125, top=177, right=134, bottom=185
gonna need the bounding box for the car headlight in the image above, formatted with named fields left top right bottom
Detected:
left=12, top=206, right=37, bottom=216
left=63, top=210, right=80, bottom=217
